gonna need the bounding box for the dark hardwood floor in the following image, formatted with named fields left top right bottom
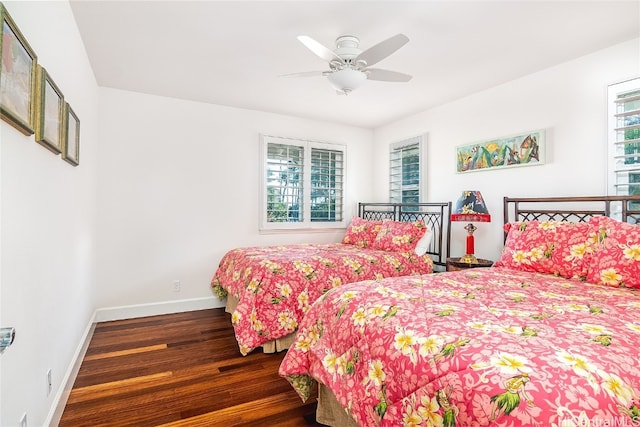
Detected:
left=59, top=308, right=323, bottom=426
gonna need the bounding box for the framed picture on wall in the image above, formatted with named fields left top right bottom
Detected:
left=456, top=129, right=545, bottom=173
left=0, top=3, right=38, bottom=135
left=62, top=102, right=79, bottom=166
left=35, top=65, right=64, bottom=153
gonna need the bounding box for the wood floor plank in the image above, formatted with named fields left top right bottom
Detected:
left=155, top=391, right=313, bottom=427
left=59, top=308, right=324, bottom=427
left=67, top=371, right=174, bottom=404
left=83, top=344, right=168, bottom=361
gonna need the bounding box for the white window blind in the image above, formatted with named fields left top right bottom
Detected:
left=265, top=142, right=304, bottom=222
left=310, top=148, right=344, bottom=222
left=608, top=78, right=640, bottom=197
left=390, top=136, right=424, bottom=204
left=261, top=135, right=345, bottom=230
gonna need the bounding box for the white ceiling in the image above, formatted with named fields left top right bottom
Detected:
left=69, top=1, right=640, bottom=129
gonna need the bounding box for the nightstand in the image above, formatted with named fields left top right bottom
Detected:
left=446, top=257, right=493, bottom=271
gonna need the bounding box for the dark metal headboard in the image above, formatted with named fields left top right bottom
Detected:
left=358, top=202, right=452, bottom=268
left=504, top=196, right=640, bottom=227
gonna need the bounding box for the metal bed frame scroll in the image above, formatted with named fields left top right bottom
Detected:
left=503, top=195, right=640, bottom=229
left=358, top=201, right=452, bottom=269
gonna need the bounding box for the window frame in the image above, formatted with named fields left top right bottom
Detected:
left=607, top=77, right=640, bottom=197
left=389, top=135, right=426, bottom=204
left=260, top=134, right=347, bottom=231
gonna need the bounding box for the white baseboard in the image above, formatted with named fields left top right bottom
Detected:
left=46, top=312, right=96, bottom=426
left=94, top=296, right=223, bottom=322
left=45, top=296, right=224, bottom=426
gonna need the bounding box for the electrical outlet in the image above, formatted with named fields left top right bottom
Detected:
left=19, top=412, right=27, bottom=427
left=46, top=369, right=52, bottom=396
left=172, top=280, right=181, bottom=292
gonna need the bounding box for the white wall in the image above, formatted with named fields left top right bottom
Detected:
left=95, top=88, right=373, bottom=310
left=0, top=1, right=99, bottom=426
left=373, top=38, right=640, bottom=262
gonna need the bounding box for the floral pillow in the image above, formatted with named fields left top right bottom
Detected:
left=342, top=217, right=383, bottom=248
left=586, top=216, right=640, bottom=288
left=494, top=220, right=597, bottom=279
left=371, top=220, right=428, bottom=252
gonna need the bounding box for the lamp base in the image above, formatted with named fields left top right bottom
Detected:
left=459, top=253, right=479, bottom=264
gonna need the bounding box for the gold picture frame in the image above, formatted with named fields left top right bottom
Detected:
left=35, top=65, right=64, bottom=153
left=62, top=102, right=79, bottom=166
left=0, top=3, right=37, bottom=135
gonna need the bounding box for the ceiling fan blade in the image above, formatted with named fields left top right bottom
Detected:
left=279, top=71, right=327, bottom=78
left=297, top=35, right=344, bottom=63
left=356, top=33, right=409, bottom=67
left=366, top=68, right=412, bottom=82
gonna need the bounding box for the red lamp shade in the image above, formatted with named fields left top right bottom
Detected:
left=450, top=191, right=491, bottom=263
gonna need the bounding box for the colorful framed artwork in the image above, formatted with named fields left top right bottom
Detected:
left=62, top=103, right=79, bottom=166
left=35, top=65, right=64, bottom=153
left=456, top=129, right=545, bottom=173
left=0, top=3, right=37, bottom=135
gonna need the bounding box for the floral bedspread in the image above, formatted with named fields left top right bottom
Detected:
left=210, top=243, right=433, bottom=355
left=279, top=268, right=640, bottom=427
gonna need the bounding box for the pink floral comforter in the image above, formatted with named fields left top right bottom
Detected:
left=279, top=268, right=640, bottom=427
left=210, top=243, right=433, bottom=355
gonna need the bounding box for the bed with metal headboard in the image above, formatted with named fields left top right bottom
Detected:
left=211, top=201, right=452, bottom=355
left=281, top=195, right=640, bottom=427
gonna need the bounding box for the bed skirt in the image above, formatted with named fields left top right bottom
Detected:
left=226, top=297, right=357, bottom=424
left=317, top=383, right=359, bottom=427
left=224, top=295, right=296, bottom=353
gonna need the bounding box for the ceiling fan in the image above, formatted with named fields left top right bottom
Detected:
left=282, top=33, right=412, bottom=95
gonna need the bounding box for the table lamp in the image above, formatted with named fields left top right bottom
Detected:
left=450, top=191, right=491, bottom=264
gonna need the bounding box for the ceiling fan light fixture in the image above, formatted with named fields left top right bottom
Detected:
left=327, top=68, right=367, bottom=94
left=290, top=33, right=411, bottom=94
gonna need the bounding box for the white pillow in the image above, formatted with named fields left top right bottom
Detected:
left=414, top=229, right=433, bottom=256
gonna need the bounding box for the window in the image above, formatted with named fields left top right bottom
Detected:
left=261, top=135, right=345, bottom=230
left=390, top=136, right=425, bottom=204
left=608, top=78, right=640, bottom=199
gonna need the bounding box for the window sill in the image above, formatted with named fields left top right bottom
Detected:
left=258, top=226, right=346, bottom=235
